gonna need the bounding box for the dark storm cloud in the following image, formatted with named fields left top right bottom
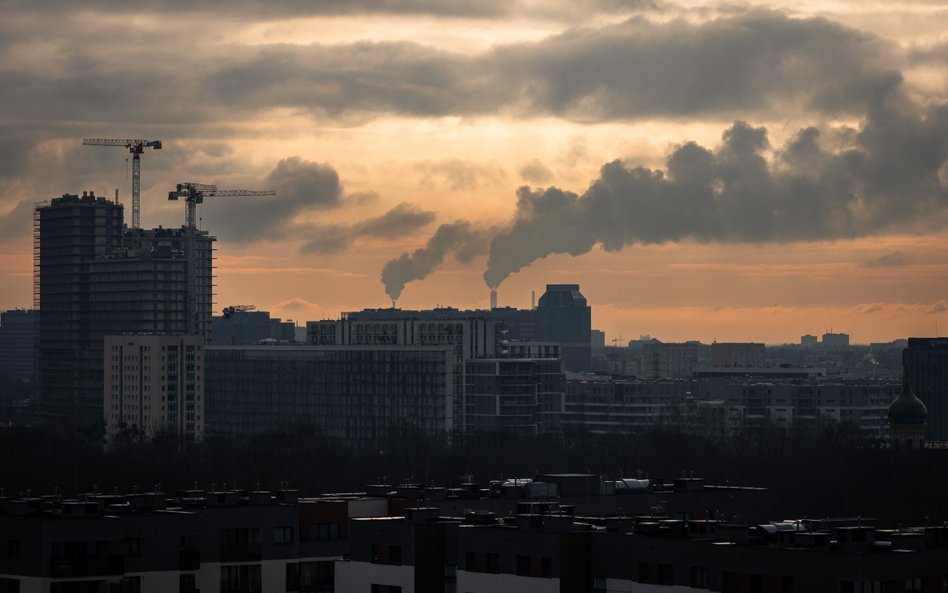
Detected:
left=482, top=94, right=948, bottom=287
left=3, top=0, right=661, bottom=20
left=300, top=203, right=437, bottom=254
left=201, top=12, right=899, bottom=121
left=201, top=157, right=343, bottom=242
left=381, top=221, right=495, bottom=301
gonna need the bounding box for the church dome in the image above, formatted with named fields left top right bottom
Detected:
left=888, top=380, right=927, bottom=425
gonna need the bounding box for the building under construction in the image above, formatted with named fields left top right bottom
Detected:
left=34, top=192, right=214, bottom=426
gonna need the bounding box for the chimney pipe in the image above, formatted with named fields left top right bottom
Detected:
left=490, top=289, right=497, bottom=309
left=531, top=291, right=536, bottom=310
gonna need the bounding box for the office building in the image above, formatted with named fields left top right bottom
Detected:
left=204, top=345, right=456, bottom=448
left=534, top=284, right=592, bottom=371
left=0, top=309, right=37, bottom=381
left=710, top=342, right=765, bottom=368
left=903, top=338, right=948, bottom=441
left=104, top=335, right=204, bottom=443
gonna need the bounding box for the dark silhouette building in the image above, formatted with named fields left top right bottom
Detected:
left=903, top=338, right=948, bottom=441
left=535, top=284, right=592, bottom=372
left=35, top=192, right=124, bottom=424
left=35, top=193, right=214, bottom=426
left=0, top=309, right=38, bottom=381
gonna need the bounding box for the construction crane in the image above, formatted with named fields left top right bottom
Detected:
left=82, top=138, right=162, bottom=229
left=167, top=182, right=275, bottom=230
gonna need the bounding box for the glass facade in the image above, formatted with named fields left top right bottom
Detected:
left=205, top=346, right=454, bottom=449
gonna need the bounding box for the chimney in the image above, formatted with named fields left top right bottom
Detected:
left=391, top=299, right=397, bottom=309
left=531, top=290, right=536, bottom=310
left=490, top=289, right=497, bottom=309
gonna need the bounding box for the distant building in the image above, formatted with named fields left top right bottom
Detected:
left=590, top=329, right=606, bottom=354
left=464, top=358, right=565, bottom=435
left=204, top=345, right=457, bottom=448
left=641, top=342, right=698, bottom=379
left=691, top=366, right=826, bottom=379
left=212, top=306, right=296, bottom=345
left=0, top=309, right=37, bottom=381
left=888, top=377, right=927, bottom=450
left=104, top=335, right=204, bottom=443
left=324, top=283, right=592, bottom=372
left=710, top=342, right=765, bottom=368
left=822, top=332, right=850, bottom=351
left=535, top=284, right=591, bottom=372
left=903, top=338, right=948, bottom=440
left=801, top=334, right=818, bottom=349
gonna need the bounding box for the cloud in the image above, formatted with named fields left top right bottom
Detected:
left=481, top=93, right=948, bottom=287
left=417, top=159, right=507, bottom=192
left=0, top=200, right=38, bottom=241
left=864, top=251, right=909, bottom=268
left=929, top=300, right=948, bottom=314
left=519, top=159, right=554, bottom=184
left=380, top=220, right=496, bottom=301
left=202, top=156, right=342, bottom=242
left=299, top=203, right=436, bottom=254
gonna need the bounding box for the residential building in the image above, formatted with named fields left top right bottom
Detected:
left=822, top=332, right=851, bottom=351
left=0, top=309, right=37, bottom=381
left=35, top=193, right=214, bottom=427
left=464, top=358, right=565, bottom=435
left=903, top=338, right=948, bottom=441
left=710, top=342, right=765, bottom=368
left=204, top=345, right=457, bottom=448
left=212, top=306, right=296, bottom=345
left=35, top=192, right=124, bottom=424
left=641, top=342, right=698, bottom=379
left=104, top=335, right=204, bottom=443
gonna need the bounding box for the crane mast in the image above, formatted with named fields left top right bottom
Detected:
left=82, top=138, right=162, bottom=229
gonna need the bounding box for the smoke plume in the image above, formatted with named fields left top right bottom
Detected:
left=484, top=92, right=948, bottom=287
left=381, top=221, right=495, bottom=301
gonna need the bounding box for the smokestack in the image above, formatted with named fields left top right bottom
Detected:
left=531, top=290, right=536, bottom=310
left=391, top=299, right=397, bottom=309
left=490, top=289, right=497, bottom=309
left=114, top=188, right=119, bottom=204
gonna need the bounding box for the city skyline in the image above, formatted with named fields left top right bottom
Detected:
left=1, top=1, right=947, bottom=344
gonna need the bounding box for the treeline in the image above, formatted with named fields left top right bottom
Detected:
left=1, top=423, right=946, bottom=525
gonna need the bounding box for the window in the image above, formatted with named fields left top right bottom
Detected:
left=691, top=567, right=710, bottom=589
left=221, top=564, right=262, bottom=593
left=516, top=555, right=553, bottom=578
left=120, top=576, right=141, bottom=593
left=179, top=574, right=197, bottom=593
left=465, top=551, right=500, bottom=573
left=273, top=527, right=293, bottom=544
left=371, top=544, right=402, bottom=565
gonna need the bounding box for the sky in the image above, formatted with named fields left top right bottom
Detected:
left=1, top=0, right=947, bottom=344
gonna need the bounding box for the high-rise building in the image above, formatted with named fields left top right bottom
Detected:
left=535, top=284, right=592, bottom=372
left=104, top=334, right=204, bottom=443
left=903, top=338, right=948, bottom=441
left=0, top=309, right=38, bottom=381
left=35, top=193, right=214, bottom=426
left=35, top=192, right=124, bottom=423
